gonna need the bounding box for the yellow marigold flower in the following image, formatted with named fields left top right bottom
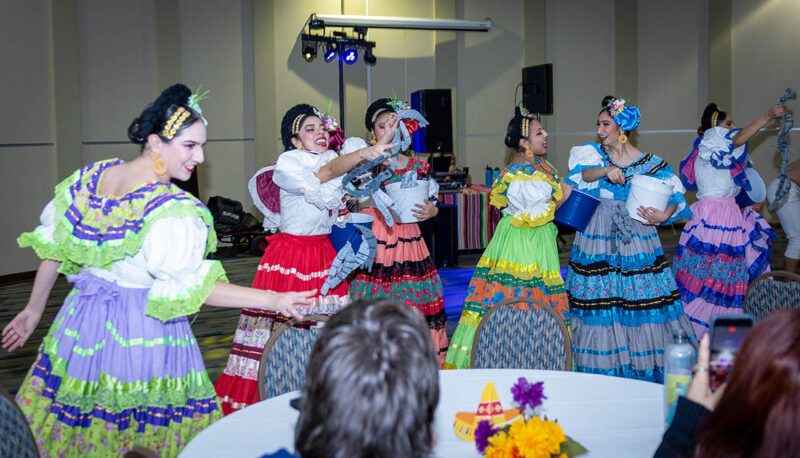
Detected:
left=508, top=417, right=567, bottom=458
left=485, top=431, right=519, bottom=458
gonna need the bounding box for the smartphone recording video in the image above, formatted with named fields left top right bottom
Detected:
left=709, top=314, right=754, bottom=391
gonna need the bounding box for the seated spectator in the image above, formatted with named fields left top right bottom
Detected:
left=265, top=298, right=440, bottom=458
left=654, top=309, right=800, bottom=457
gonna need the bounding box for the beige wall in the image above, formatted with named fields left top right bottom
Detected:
left=2, top=0, right=798, bottom=275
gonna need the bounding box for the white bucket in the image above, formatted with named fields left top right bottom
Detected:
left=385, top=181, right=430, bottom=223
left=626, top=174, right=673, bottom=223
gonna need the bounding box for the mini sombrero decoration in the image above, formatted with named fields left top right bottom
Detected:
left=454, top=382, right=523, bottom=441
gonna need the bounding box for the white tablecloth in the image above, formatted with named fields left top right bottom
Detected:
left=181, top=369, right=665, bottom=458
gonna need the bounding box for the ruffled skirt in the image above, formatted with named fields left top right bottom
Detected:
left=444, top=215, right=569, bottom=369
left=214, top=233, right=349, bottom=414
left=349, top=207, right=448, bottom=366
left=673, top=197, right=775, bottom=337
left=15, top=272, right=219, bottom=457
left=565, top=198, right=695, bottom=383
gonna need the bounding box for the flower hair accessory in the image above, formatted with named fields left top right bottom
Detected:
left=313, top=103, right=345, bottom=152
left=388, top=94, right=410, bottom=112
left=608, top=98, right=642, bottom=131
left=473, top=378, right=588, bottom=457
left=187, top=86, right=210, bottom=126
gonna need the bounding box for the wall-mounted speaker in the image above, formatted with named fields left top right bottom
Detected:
left=521, top=64, right=553, bottom=114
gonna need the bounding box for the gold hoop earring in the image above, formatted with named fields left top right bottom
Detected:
left=153, top=151, right=167, bottom=175
left=618, top=134, right=628, bottom=144
left=524, top=147, right=534, bottom=158
left=369, top=133, right=377, bottom=146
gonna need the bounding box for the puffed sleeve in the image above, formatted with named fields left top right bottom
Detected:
left=17, top=200, right=64, bottom=262
left=273, top=150, right=344, bottom=210
left=698, top=127, right=748, bottom=168
left=427, top=176, right=440, bottom=200
left=340, top=136, right=369, bottom=156
left=565, top=143, right=605, bottom=196
left=143, top=216, right=229, bottom=322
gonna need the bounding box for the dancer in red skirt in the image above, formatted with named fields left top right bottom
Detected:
left=215, top=104, right=395, bottom=413
left=344, top=97, right=448, bottom=366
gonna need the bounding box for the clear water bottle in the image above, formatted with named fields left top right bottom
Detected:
left=664, top=329, right=695, bottom=427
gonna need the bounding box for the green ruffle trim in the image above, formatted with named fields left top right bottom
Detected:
left=16, top=373, right=220, bottom=456
left=39, top=339, right=217, bottom=412
left=145, top=260, right=229, bottom=322
left=17, top=230, right=64, bottom=262
left=36, top=160, right=219, bottom=272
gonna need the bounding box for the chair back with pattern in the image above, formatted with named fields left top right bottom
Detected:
left=744, top=270, right=800, bottom=322
left=0, top=387, right=39, bottom=458
left=470, top=297, right=572, bottom=370
left=257, top=315, right=330, bottom=400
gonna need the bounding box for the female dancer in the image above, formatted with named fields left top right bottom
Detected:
left=1, top=84, right=314, bottom=456
left=676, top=102, right=783, bottom=336
left=565, top=96, right=695, bottom=383
left=215, top=103, right=394, bottom=413
left=343, top=97, right=448, bottom=365
left=767, top=160, right=800, bottom=274
left=444, top=106, right=569, bottom=369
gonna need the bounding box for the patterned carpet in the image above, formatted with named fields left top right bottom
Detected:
left=0, top=225, right=788, bottom=394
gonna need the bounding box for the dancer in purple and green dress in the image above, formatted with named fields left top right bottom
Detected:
left=565, top=96, right=695, bottom=383
left=1, top=84, right=313, bottom=457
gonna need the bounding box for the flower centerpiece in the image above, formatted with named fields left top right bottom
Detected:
left=474, top=378, right=588, bottom=458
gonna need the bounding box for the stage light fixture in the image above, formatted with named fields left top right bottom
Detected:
left=363, top=47, right=376, bottom=66
left=302, top=42, right=316, bottom=62
left=324, top=43, right=337, bottom=62
left=343, top=48, right=358, bottom=64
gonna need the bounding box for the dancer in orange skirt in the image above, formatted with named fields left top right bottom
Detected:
left=344, top=97, right=448, bottom=366
left=215, top=104, right=395, bottom=414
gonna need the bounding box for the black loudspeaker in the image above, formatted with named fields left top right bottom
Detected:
left=419, top=204, right=458, bottom=268
left=522, top=64, right=553, bottom=114
left=411, top=89, right=453, bottom=154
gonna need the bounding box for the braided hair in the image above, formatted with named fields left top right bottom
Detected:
left=280, top=104, right=318, bottom=150
left=365, top=98, right=396, bottom=131
left=698, top=103, right=728, bottom=135
left=127, top=83, right=201, bottom=147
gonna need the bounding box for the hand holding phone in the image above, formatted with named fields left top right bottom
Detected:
left=708, top=314, right=754, bottom=392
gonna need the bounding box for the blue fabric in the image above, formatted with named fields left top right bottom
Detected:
left=613, top=105, right=642, bottom=131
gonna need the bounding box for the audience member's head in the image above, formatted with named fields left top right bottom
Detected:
left=294, top=298, right=439, bottom=458
left=696, top=309, right=800, bottom=457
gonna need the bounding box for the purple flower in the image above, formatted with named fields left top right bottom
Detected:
left=511, top=377, right=546, bottom=411
left=474, top=420, right=497, bottom=453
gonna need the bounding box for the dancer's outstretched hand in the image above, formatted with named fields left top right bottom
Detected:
left=2, top=308, right=41, bottom=353
left=270, top=290, right=317, bottom=320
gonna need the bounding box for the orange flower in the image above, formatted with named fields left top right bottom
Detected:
left=508, top=417, right=566, bottom=458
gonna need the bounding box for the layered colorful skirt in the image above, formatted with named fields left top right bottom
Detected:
left=349, top=207, right=448, bottom=366
left=673, top=197, right=775, bottom=337
left=566, top=198, right=695, bottom=383
left=15, top=272, right=219, bottom=457
left=444, top=215, right=569, bottom=369
left=214, top=233, right=349, bottom=414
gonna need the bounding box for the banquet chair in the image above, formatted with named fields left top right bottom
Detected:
left=0, top=387, right=39, bottom=458
left=470, top=297, right=572, bottom=370
left=257, top=315, right=330, bottom=400
left=744, top=270, right=800, bottom=322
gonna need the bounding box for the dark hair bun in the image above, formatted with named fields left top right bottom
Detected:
left=601, top=95, right=616, bottom=108
left=280, top=103, right=318, bottom=150
left=698, top=102, right=727, bottom=136
left=127, top=83, right=193, bottom=144
left=504, top=106, right=527, bottom=149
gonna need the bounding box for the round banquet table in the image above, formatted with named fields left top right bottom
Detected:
left=181, top=369, right=666, bottom=457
